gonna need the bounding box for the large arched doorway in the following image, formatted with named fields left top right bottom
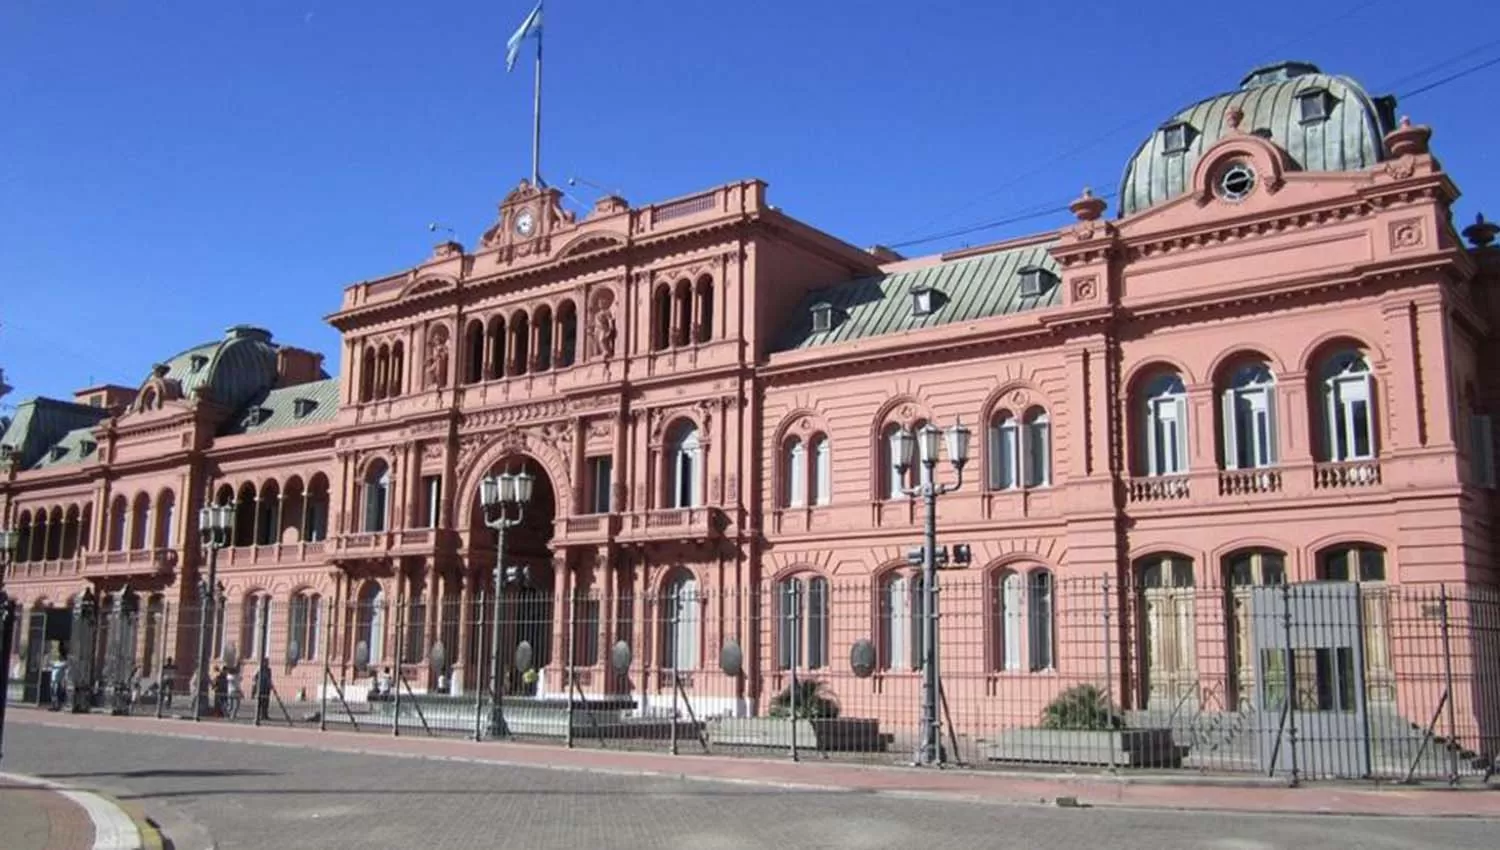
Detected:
left=467, top=454, right=557, bottom=697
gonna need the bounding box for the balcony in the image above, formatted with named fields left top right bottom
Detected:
left=217, top=541, right=329, bottom=568
left=1313, top=460, right=1382, bottom=490
left=1218, top=468, right=1282, bottom=496
left=558, top=514, right=620, bottom=544
left=623, top=507, right=725, bottom=542
left=81, top=548, right=178, bottom=577
left=1126, top=475, right=1190, bottom=504
left=334, top=531, right=392, bottom=558
left=8, top=558, right=83, bottom=580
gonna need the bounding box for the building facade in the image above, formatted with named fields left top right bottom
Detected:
left=3, top=62, right=1499, bottom=760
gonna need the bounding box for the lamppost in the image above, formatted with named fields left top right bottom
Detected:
left=193, top=504, right=233, bottom=720
left=890, top=419, right=970, bottom=767
left=0, top=527, right=18, bottom=765
left=479, top=468, right=534, bottom=738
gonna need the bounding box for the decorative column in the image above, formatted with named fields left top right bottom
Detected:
left=455, top=565, right=475, bottom=693
left=549, top=552, right=570, bottom=694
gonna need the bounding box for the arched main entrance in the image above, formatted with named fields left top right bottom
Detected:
left=465, top=454, right=557, bottom=697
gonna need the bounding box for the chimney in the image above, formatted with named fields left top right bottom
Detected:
left=275, top=348, right=326, bottom=388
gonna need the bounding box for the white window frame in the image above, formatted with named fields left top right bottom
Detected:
left=662, top=571, right=700, bottom=670
left=988, top=413, right=1019, bottom=490
left=1023, top=408, right=1051, bottom=487
left=811, top=436, right=831, bottom=506
left=669, top=425, right=702, bottom=508
left=364, top=465, right=390, bottom=532
left=777, top=576, right=829, bottom=671
left=1027, top=570, right=1054, bottom=672
left=997, top=571, right=1023, bottom=671
left=1144, top=374, right=1189, bottom=476
left=1322, top=352, right=1376, bottom=461
left=785, top=438, right=806, bottom=507
left=1222, top=364, right=1278, bottom=470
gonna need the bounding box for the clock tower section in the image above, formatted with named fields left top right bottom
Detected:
left=479, top=178, right=576, bottom=261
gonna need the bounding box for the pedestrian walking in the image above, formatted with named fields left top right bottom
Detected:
left=253, top=658, right=273, bottom=723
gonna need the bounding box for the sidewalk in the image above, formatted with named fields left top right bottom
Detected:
left=12, top=707, right=1500, bottom=819
left=0, top=771, right=144, bottom=850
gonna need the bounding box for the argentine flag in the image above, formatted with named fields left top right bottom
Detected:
left=506, top=2, right=543, bottom=72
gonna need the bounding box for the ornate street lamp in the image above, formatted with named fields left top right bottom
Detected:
left=0, top=526, right=18, bottom=764
left=479, top=468, right=534, bottom=739
left=891, top=418, right=970, bottom=766
left=193, top=503, right=233, bottom=720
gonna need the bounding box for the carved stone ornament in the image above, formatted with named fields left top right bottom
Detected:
left=1384, top=156, right=1417, bottom=181
left=1071, top=275, right=1099, bottom=301
left=1390, top=218, right=1423, bottom=250
left=421, top=441, right=445, bottom=461
left=1009, top=390, right=1029, bottom=407
left=425, top=327, right=450, bottom=389
left=593, top=307, right=617, bottom=359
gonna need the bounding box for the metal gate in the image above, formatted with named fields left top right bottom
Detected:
left=1252, top=581, right=1370, bottom=779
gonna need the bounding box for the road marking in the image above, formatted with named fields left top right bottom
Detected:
left=1, top=771, right=143, bottom=850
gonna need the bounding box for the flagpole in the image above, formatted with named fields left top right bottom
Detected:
left=531, top=4, right=543, bottom=188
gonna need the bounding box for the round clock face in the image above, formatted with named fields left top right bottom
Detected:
left=514, top=209, right=536, bottom=237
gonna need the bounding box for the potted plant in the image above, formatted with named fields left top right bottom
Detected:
left=985, top=684, right=1181, bottom=768
left=711, top=679, right=885, bottom=752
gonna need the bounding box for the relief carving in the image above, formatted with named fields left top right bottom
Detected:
left=1390, top=218, right=1424, bottom=250
left=421, top=442, right=445, bottom=461
left=1071, top=275, right=1099, bottom=301
left=425, top=326, right=450, bottom=389
left=593, top=307, right=617, bottom=359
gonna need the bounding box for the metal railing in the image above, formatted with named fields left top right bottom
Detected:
left=9, top=575, right=1499, bottom=784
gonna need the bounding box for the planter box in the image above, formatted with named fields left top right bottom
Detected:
left=709, top=717, right=887, bottom=752
left=983, top=728, right=1182, bottom=768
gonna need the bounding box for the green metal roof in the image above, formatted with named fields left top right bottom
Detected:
left=1119, top=61, right=1397, bottom=217
left=772, top=240, right=1062, bottom=352
left=219, top=377, right=340, bottom=436
left=30, top=425, right=101, bottom=470
left=149, top=325, right=284, bottom=412
left=0, top=398, right=109, bottom=470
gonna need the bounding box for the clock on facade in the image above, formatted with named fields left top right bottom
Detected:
left=514, top=209, right=536, bottom=237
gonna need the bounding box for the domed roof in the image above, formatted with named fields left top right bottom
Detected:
left=1118, top=62, right=1398, bottom=217
left=142, top=325, right=280, bottom=412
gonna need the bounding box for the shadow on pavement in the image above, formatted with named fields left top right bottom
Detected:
left=40, top=768, right=281, bottom=779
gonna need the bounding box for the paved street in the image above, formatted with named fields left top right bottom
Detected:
left=4, top=721, right=1497, bottom=850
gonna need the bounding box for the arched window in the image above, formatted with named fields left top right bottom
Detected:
left=45, top=507, right=63, bottom=560
left=255, top=481, right=279, bottom=546
left=1141, top=371, right=1189, bottom=476
left=357, top=582, right=386, bottom=667
left=363, top=460, right=390, bottom=532
left=1318, top=544, right=1386, bottom=583
left=286, top=591, right=317, bottom=663
left=811, top=435, right=831, bottom=506
left=534, top=304, right=554, bottom=372
left=673, top=280, right=692, bottom=347
left=129, top=493, right=152, bottom=551
left=241, top=591, right=273, bottom=664
left=659, top=569, right=700, bottom=670
left=557, top=300, right=578, bottom=367
left=882, top=420, right=926, bottom=499
left=667, top=422, right=701, bottom=508
left=305, top=473, right=331, bottom=541
left=360, top=347, right=376, bottom=403
left=784, top=437, right=806, bottom=507
left=464, top=320, right=485, bottom=384
left=510, top=311, right=530, bottom=375
left=777, top=574, right=828, bottom=670
left=108, top=495, right=129, bottom=552
left=14, top=512, right=31, bottom=563
left=61, top=506, right=81, bottom=559
left=233, top=483, right=256, bottom=547
left=652, top=285, right=672, bottom=351
left=486, top=315, right=507, bottom=380
left=390, top=341, right=405, bottom=396
left=878, top=571, right=921, bottom=671
left=376, top=344, right=391, bottom=399
left=1028, top=569, right=1054, bottom=671
left=154, top=490, right=175, bottom=549
left=990, top=569, right=1023, bottom=672
left=1320, top=350, right=1375, bottom=461
left=1222, top=361, right=1277, bottom=469
left=695, top=276, right=714, bottom=343
left=1022, top=408, right=1051, bottom=487
left=988, top=411, right=1018, bottom=490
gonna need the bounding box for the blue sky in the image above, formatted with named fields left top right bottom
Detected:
left=2, top=1, right=1495, bottom=405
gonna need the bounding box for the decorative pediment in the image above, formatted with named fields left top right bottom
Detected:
left=554, top=230, right=627, bottom=261
left=479, top=180, right=575, bottom=250
left=399, top=274, right=458, bottom=300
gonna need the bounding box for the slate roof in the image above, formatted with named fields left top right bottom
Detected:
left=772, top=239, right=1062, bottom=352
left=0, top=398, right=110, bottom=470
left=219, top=377, right=341, bottom=436
left=1119, top=61, right=1397, bottom=217
left=30, top=426, right=101, bottom=470
left=150, top=325, right=283, bottom=413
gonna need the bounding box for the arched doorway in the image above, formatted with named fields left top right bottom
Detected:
left=467, top=454, right=557, bottom=697
left=1133, top=553, right=1198, bottom=709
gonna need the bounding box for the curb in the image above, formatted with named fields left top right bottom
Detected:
left=1, top=771, right=143, bottom=850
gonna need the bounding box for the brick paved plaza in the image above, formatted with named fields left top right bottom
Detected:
left=3, top=713, right=1498, bottom=850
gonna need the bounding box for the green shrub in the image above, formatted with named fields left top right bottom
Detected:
left=769, top=679, right=840, bottom=719
left=1040, top=684, right=1122, bottom=730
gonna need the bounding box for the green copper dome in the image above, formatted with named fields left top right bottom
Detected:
left=1118, top=62, right=1398, bottom=217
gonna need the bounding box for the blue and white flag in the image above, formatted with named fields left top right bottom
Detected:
left=505, top=2, right=543, bottom=72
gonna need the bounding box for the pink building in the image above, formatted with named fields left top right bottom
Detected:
left=3, top=62, right=1498, bottom=773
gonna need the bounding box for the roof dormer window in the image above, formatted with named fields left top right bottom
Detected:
left=1161, top=122, right=1193, bottom=155
left=1297, top=88, right=1334, bottom=124
left=190, top=355, right=209, bottom=373
left=293, top=398, right=316, bottom=419
left=1018, top=267, right=1056, bottom=299
left=810, top=301, right=835, bottom=333
left=79, top=439, right=97, bottom=456
left=241, top=406, right=269, bottom=428
left=910, top=285, right=938, bottom=317
left=49, top=446, right=68, bottom=461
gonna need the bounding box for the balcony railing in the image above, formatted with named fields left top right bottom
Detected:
left=1126, top=475, right=1190, bottom=503
left=559, top=514, right=620, bottom=542
left=81, top=548, right=178, bottom=576
left=1218, top=468, right=1282, bottom=496
left=624, top=507, right=724, bottom=540
left=219, top=541, right=328, bottom=567
left=1313, top=460, right=1382, bottom=489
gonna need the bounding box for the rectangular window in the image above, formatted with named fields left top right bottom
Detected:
left=420, top=476, right=441, bottom=529
left=1150, top=398, right=1186, bottom=475
left=1471, top=414, right=1495, bottom=488
left=990, top=423, right=1018, bottom=490
left=587, top=457, right=613, bottom=513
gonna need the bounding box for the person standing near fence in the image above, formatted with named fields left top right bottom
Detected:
left=160, top=657, right=176, bottom=709
left=48, top=653, right=67, bottom=711
left=253, top=658, right=272, bottom=723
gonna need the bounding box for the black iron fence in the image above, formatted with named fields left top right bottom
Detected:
left=11, top=575, right=1500, bottom=784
